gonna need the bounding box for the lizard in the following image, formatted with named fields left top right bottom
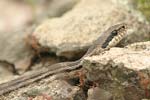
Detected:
left=0, top=23, right=127, bottom=95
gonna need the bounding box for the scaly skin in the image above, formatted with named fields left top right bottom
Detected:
left=0, top=23, right=127, bottom=95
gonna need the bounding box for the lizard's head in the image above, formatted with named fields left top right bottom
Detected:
left=102, top=23, right=127, bottom=48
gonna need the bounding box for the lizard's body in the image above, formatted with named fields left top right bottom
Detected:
left=0, top=23, right=127, bottom=95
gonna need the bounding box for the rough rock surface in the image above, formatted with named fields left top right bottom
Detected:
left=84, top=41, right=150, bottom=99
left=1, top=79, right=84, bottom=100
left=87, top=87, right=112, bottom=100
left=32, top=0, right=150, bottom=59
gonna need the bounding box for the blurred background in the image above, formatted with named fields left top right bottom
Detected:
left=0, top=0, right=78, bottom=33
left=134, top=0, right=150, bottom=21
left=0, top=0, right=149, bottom=33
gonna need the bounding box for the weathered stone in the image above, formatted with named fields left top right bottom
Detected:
left=1, top=79, right=84, bottom=100
left=125, top=41, right=150, bottom=50
left=32, top=0, right=150, bottom=59
left=83, top=41, right=150, bottom=100
left=87, top=87, right=112, bottom=100
left=47, top=80, right=84, bottom=100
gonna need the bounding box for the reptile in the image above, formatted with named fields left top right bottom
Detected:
left=0, top=23, right=127, bottom=95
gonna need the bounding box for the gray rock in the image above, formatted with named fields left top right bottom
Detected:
left=87, top=87, right=112, bottom=100
left=83, top=41, right=150, bottom=100
left=45, top=80, right=80, bottom=100
left=1, top=79, right=84, bottom=100
left=84, top=41, right=150, bottom=80
left=32, top=0, right=150, bottom=59
left=0, top=30, right=33, bottom=74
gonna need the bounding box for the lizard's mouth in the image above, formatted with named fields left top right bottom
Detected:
left=107, top=27, right=127, bottom=48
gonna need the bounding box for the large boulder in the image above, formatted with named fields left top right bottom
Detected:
left=32, top=0, right=150, bottom=59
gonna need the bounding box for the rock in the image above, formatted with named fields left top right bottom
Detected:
left=0, top=30, right=33, bottom=75
left=125, top=41, right=150, bottom=50
left=87, top=87, right=112, bottom=100
left=1, top=80, right=85, bottom=100
left=83, top=41, right=150, bottom=100
left=46, top=80, right=83, bottom=100
left=32, top=0, right=150, bottom=59
left=0, top=64, right=18, bottom=84
left=84, top=41, right=150, bottom=76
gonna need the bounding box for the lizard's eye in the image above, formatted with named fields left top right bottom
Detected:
left=111, top=30, right=118, bottom=36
